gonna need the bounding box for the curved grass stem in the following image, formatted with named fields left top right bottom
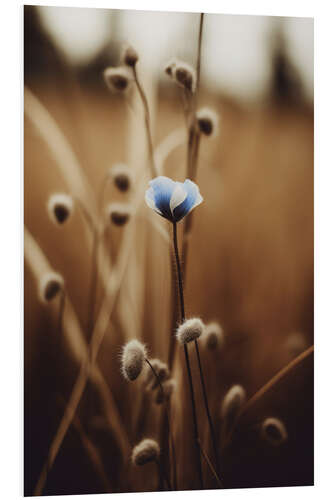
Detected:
left=132, top=66, right=158, bottom=178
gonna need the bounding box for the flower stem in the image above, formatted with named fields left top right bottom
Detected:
left=172, top=222, right=203, bottom=489
left=145, top=359, right=177, bottom=490
left=194, top=339, right=221, bottom=478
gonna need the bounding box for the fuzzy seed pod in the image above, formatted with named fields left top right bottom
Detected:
left=174, top=62, right=196, bottom=93
left=121, top=340, right=146, bottom=381
left=122, top=45, right=139, bottom=67
left=109, top=163, right=133, bottom=192
left=47, top=193, right=73, bottom=225
left=155, top=379, right=177, bottom=405
left=221, top=385, right=246, bottom=422
left=196, top=107, right=219, bottom=137
left=106, top=202, right=131, bottom=226
left=261, top=417, right=288, bottom=446
left=202, top=322, right=224, bottom=350
left=103, top=66, right=133, bottom=93
left=176, top=318, right=204, bottom=345
left=144, top=359, right=170, bottom=390
left=132, top=438, right=160, bottom=466
left=38, top=271, right=64, bottom=304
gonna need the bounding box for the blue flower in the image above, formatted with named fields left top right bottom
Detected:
left=145, top=176, right=203, bottom=223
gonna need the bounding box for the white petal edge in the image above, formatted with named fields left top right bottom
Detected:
left=145, top=190, right=162, bottom=215
left=187, top=192, right=203, bottom=214
left=169, top=183, right=187, bottom=214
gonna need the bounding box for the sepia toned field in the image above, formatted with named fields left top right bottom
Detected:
left=24, top=6, right=313, bottom=496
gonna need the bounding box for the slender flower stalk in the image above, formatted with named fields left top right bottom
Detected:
left=145, top=358, right=176, bottom=490
left=194, top=339, right=221, bottom=476
left=172, top=221, right=203, bottom=488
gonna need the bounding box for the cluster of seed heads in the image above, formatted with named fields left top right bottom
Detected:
left=176, top=317, right=205, bottom=344
left=144, top=359, right=170, bottom=390
left=164, top=58, right=197, bottom=93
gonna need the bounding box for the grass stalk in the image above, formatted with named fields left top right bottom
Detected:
left=132, top=66, right=158, bottom=178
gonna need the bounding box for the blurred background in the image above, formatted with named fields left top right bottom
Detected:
left=24, top=5, right=313, bottom=496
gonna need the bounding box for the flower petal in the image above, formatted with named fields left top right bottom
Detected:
left=173, top=179, right=203, bottom=221
left=149, top=176, right=175, bottom=220
left=169, top=183, right=187, bottom=215
left=145, top=188, right=162, bottom=215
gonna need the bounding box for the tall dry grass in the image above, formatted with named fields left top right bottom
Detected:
left=24, top=10, right=313, bottom=496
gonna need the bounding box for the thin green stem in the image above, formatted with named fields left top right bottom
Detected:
left=172, top=222, right=203, bottom=489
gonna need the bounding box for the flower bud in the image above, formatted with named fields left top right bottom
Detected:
left=47, top=193, right=73, bottom=225
left=103, top=67, right=133, bottom=93
left=155, top=379, right=177, bottom=405
left=109, top=163, right=133, bottom=192
left=132, top=438, right=160, bottom=466
left=202, top=322, right=224, bottom=350
left=38, top=271, right=64, bottom=304
left=221, top=385, right=246, bottom=420
left=196, top=107, right=219, bottom=137
left=261, top=417, right=288, bottom=446
left=106, top=202, right=131, bottom=226
left=144, top=359, right=170, bottom=390
left=121, top=340, right=146, bottom=381
left=176, top=318, right=204, bottom=345
left=122, top=45, right=139, bottom=67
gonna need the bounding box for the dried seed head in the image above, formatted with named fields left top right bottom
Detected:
left=174, top=62, right=196, bottom=93
left=38, top=271, right=64, bottom=304
left=109, top=163, right=133, bottom=192
left=144, top=359, right=170, bottom=390
left=106, top=202, right=131, bottom=226
left=132, top=438, right=160, bottom=466
left=164, top=57, right=179, bottom=77
left=176, top=318, right=204, bottom=345
left=221, top=385, right=246, bottom=420
left=261, top=417, right=288, bottom=446
left=121, top=340, right=147, bottom=381
left=155, top=379, right=177, bottom=405
left=122, top=45, right=139, bottom=67
left=103, top=66, right=133, bottom=93
left=47, top=193, right=73, bottom=225
left=202, top=322, right=224, bottom=350
left=196, top=107, right=219, bottom=137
